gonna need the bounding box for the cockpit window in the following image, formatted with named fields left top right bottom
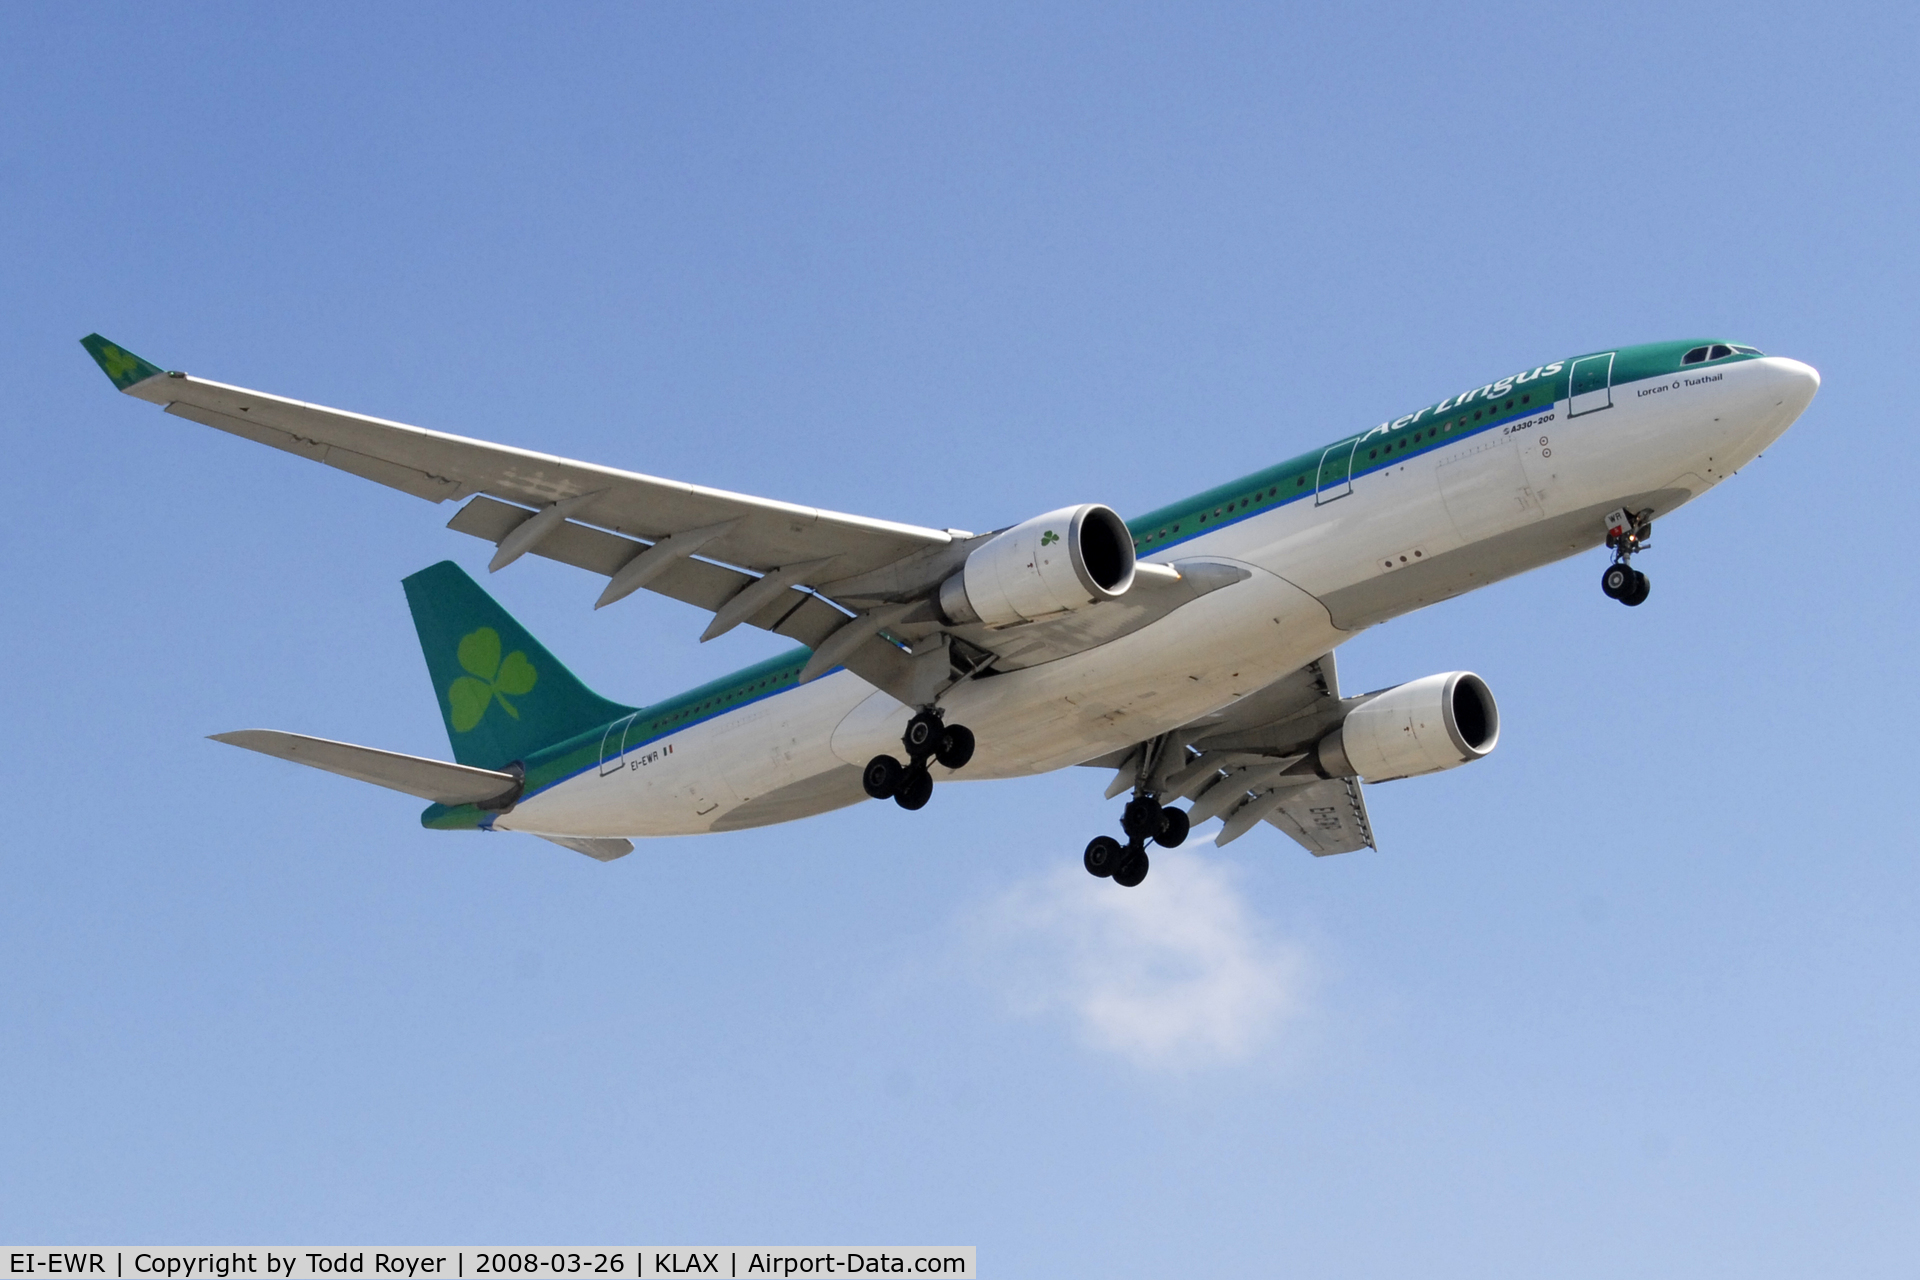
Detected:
left=1683, top=343, right=1764, bottom=365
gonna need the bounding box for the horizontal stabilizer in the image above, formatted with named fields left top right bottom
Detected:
left=537, top=834, right=634, bottom=861
left=210, top=729, right=522, bottom=806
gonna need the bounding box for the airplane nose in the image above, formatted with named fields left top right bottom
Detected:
left=1769, top=356, right=1821, bottom=414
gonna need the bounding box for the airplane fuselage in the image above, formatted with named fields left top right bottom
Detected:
left=433, top=341, right=1817, bottom=841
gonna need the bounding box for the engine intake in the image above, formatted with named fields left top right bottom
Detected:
left=1317, top=671, right=1499, bottom=782
left=939, top=504, right=1136, bottom=628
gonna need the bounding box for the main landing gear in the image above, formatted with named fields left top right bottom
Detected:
left=861, top=709, right=976, bottom=810
left=1084, top=794, right=1189, bottom=889
left=1601, top=507, right=1654, bottom=608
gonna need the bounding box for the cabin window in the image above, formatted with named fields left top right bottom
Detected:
left=1522, top=394, right=1530, bottom=404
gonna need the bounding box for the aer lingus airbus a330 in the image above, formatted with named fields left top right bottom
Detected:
left=84, top=334, right=1818, bottom=885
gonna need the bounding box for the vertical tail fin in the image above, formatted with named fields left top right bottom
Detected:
left=402, top=561, right=635, bottom=770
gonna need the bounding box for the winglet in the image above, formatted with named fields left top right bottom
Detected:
left=80, top=333, right=167, bottom=391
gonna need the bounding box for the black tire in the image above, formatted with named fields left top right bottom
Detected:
left=1601, top=562, right=1633, bottom=600
left=935, top=724, right=975, bottom=770
left=1084, top=835, right=1124, bottom=877
left=1121, top=796, right=1164, bottom=842
left=1624, top=570, right=1651, bottom=607
left=903, top=712, right=943, bottom=757
left=1156, top=806, right=1189, bottom=849
left=1113, top=850, right=1150, bottom=888
left=862, top=754, right=904, bottom=800
left=894, top=764, right=934, bottom=811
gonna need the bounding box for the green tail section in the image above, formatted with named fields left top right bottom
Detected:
left=403, top=561, right=636, bottom=770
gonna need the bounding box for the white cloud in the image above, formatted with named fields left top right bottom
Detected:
left=965, top=837, right=1312, bottom=1070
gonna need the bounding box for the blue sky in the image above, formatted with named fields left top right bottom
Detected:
left=4, top=2, right=1917, bottom=1272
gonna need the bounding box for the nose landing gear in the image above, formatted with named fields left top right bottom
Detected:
left=1601, top=507, right=1654, bottom=607
left=861, top=709, right=976, bottom=810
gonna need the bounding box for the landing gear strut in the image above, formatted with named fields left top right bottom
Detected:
left=1083, top=739, right=1191, bottom=888
left=1601, top=507, right=1653, bottom=608
left=861, top=708, right=976, bottom=810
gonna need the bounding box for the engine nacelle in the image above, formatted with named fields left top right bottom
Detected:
left=939, top=504, right=1136, bottom=628
left=1317, top=671, right=1499, bottom=782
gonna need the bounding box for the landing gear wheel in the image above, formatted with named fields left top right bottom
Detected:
left=935, top=724, right=975, bottom=770
left=862, top=754, right=904, bottom=800
left=894, top=764, right=933, bottom=811
left=1155, top=806, right=1190, bottom=849
left=1121, top=796, right=1165, bottom=843
left=1113, top=849, right=1150, bottom=888
left=1084, top=835, right=1124, bottom=878
left=1623, top=570, right=1651, bottom=607
left=903, top=712, right=944, bottom=759
left=1601, top=562, right=1633, bottom=600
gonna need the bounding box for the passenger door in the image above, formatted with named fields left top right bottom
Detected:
left=1568, top=352, right=1615, bottom=417
left=599, top=712, right=638, bottom=776
left=1315, top=438, right=1359, bottom=504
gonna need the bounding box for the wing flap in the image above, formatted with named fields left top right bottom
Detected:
left=444, top=494, right=856, bottom=650
left=210, top=730, right=521, bottom=806
left=1263, top=777, right=1374, bottom=855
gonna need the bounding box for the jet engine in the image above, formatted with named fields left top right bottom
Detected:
left=1316, top=671, right=1499, bottom=782
left=938, top=504, right=1136, bottom=628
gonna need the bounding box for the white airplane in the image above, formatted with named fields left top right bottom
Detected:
left=85, top=335, right=1818, bottom=885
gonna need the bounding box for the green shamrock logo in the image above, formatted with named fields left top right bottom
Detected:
left=98, top=344, right=147, bottom=385
left=447, top=627, right=537, bottom=732
left=1040, top=530, right=1060, bottom=546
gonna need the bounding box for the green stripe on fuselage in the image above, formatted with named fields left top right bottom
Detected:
left=1126, top=339, right=1762, bottom=555
left=421, top=648, right=813, bottom=829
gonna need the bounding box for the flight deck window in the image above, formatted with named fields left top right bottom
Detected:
left=1709, top=344, right=1733, bottom=359
left=1731, top=345, right=1762, bottom=354
left=1683, top=346, right=1711, bottom=364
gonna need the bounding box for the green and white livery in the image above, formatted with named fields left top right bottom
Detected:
left=84, top=334, right=1819, bottom=884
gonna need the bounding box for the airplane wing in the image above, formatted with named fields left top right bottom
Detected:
left=85, top=335, right=1258, bottom=701
left=1092, top=650, right=1376, bottom=856
left=85, top=335, right=949, bottom=583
